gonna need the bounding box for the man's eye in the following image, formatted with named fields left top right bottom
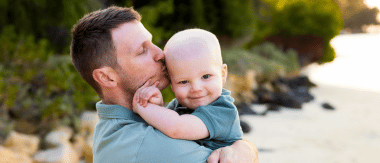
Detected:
left=140, top=47, right=147, bottom=54
left=178, top=80, right=188, bottom=84
left=202, top=74, right=210, bottom=79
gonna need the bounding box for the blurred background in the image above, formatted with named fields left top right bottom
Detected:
left=0, top=0, right=379, bottom=162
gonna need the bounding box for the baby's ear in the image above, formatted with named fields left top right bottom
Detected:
left=221, top=64, right=228, bottom=84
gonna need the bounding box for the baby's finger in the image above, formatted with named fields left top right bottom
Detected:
left=154, top=81, right=159, bottom=87
left=134, top=88, right=139, bottom=102
left=142, top=79, right=151, bottom=88
left=135, top=88, right=144, bottom=102
left=139, top=88, right=148, bottom=105
left=141, top=88, right=150, bottom=106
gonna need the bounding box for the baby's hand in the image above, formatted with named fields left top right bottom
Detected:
left=133, top=79, right=163, bottom=112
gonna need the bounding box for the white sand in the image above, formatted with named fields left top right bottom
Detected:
left=242, top=84, right=380, bottom=163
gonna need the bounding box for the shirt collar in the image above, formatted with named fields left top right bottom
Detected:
left=96, top=101, right=145, bottom=122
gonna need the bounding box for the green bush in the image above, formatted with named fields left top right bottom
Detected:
left=246, top=0, right=343, bottom=64
left=0, top=26, right=98, bottom=134
left=223, top=42, right=300, bottom=82
left=0, top=0, right=101, bottom=52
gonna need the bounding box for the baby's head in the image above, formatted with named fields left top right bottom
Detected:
left=164, top=29, right=227, bottom=110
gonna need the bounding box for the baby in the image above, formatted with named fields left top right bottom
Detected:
left=132, top=28, right=243, bottom=150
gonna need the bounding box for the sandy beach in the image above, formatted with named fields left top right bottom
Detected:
left=242, top=84, right=380, bottom=163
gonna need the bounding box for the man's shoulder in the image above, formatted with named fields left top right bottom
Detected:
left=93, top=118, right=153, bottom=163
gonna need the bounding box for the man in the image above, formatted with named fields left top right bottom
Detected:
left=71, top=6, right=258, bottom=163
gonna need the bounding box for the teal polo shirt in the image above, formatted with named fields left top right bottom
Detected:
left=93, top=101, right=212, bottom=163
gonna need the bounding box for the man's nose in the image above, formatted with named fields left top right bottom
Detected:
left=152, top=44, right=164, bottom=62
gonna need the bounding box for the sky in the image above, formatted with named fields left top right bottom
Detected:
left=365, top=0, right=380, bottom=8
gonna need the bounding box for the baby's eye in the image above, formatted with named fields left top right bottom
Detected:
left=202, top=74, right=210, bottom=79
left=178, top=80, right=189, bottom=84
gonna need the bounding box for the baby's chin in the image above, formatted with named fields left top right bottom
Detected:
left=184, top=102, right=210, bottom=110
left=183, top=97, right=219, bottom=109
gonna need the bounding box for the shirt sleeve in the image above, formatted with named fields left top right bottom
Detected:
left=191, top=90, right=243, bottom=141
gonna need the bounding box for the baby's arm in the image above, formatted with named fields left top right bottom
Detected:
left=133, top=80, right=209, bottom=140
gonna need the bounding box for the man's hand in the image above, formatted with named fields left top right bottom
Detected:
left=133, top=79, right=164, bottom=113
left=207, top=139, right=258, bottom=163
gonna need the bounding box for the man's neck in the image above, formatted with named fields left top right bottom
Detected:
left=101, top=92, right=134, bottom=110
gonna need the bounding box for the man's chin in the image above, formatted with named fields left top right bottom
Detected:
left=154, top=77, right=170, bottom=91
left=157, top=81, right=170, bottom=90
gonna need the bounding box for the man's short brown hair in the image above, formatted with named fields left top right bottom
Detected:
left=70, top=6, right=141, bottom=96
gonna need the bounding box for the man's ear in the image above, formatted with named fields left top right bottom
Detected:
left=93, top=67, right=119, bottom=88
left=221, top=64, right=228, bottom=85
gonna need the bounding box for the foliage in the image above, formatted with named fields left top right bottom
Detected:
left=0, top=0, right=102, bottom=52
left=114, top=0, right=256, bottom=48
left=247, top=0, right=344, bottom=64
left=223, top=42, right=300, bottom=83
left=0, top=26, right=99, bottom=134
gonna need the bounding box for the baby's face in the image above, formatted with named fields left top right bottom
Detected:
left=167, top=53, right=227, bottom=110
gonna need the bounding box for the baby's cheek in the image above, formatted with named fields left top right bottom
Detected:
left=173, top=87, right=186, bottom=100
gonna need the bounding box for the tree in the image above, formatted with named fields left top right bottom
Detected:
left=246, top=0, right=344, bottom=65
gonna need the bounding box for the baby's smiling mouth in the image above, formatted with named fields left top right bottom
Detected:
left=189, top=96, right=205, bottom=100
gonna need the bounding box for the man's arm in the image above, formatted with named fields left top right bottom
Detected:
left=207, top=139, right=259, bottom=163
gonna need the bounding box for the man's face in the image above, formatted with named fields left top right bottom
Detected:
left=111, top=20, right=170, bottom=95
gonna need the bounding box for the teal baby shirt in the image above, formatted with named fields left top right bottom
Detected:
left=167, top=89, right=243, bottom=150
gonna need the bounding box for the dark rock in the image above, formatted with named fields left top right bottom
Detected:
left=268, top=104, right=281, bottom=111
left=322, top=102, right=335, bottom=110
left=275, top=76, right=315, bottom=104
left=236, top=102, right=268, bottom=116
left=236, top=103, right=257, bottom=115
left=254, top=87, right=275, bottom=104
left=254, top=84, right=303, bottom=109
left=292, top=86, right=314, bottom=103
left=278, top=76, right=316, bottom=89
left=273, top=92, right=302, bottom=109
left=240, top=120, right=252, bottom=133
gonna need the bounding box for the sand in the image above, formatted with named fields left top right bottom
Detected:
left=242, top=84, right=380, bottom=163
